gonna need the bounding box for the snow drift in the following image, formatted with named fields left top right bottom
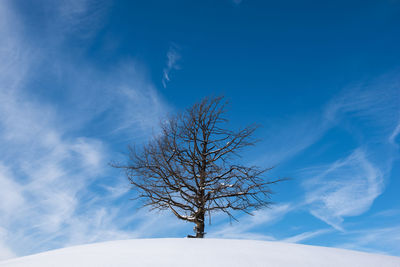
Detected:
left=0, top=239, right=399, bottom=267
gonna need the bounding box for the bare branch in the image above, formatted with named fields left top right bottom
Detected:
left=112, top=96, right=285, bottom=238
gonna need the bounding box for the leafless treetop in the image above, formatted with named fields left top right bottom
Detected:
left=113, top=96, right=285, bottom=237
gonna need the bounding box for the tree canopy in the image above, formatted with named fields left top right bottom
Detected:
left=113, top=96, right=284, bottom=238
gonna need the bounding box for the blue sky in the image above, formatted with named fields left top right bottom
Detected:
left=0, top=0, right=399, bottom=259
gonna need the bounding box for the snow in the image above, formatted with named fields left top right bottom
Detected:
left=0, top=239, right=399, bottom=267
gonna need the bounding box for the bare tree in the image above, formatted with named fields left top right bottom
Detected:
left=113, top=96, right=284, bottom=238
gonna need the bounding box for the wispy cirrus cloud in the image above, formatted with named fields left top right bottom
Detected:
left=1, top=0, right=399, bottom=259
left=298, top=74, right=400, bottom=230
left=338, top=226, right=400, bottom=255
left=208, top=204, right=293, bottom=240
left=303, top=149, right=384, bottom=230
left=0, top=0, right=173, bottom=260
left=324, top=76, right=400, bottom=144
left=257, top=72, right=399, bottom=230
left=282, top=229, right=333, bottom=243
left=162, top=44, right=181, bottom=88
left=389, top=121, right=400, bottom=146
left=0, top=77, right=111, bottom=256
left=255, top=113, right=328, bottom=166
left=0, top=229, right=15, bottom=260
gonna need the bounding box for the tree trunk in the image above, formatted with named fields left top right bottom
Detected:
left=187, top=210, right=205, bottom=238
left=195, top=212, right=205, bottom=238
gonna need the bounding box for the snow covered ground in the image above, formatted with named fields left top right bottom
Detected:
left=0, top=239, right=399, bottom=267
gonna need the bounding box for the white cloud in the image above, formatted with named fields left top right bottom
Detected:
left=324, top=74, right=400, bottom=136
left=0, top=0, right=172, bottom=259
left=372, top=209, right=400, bottom=218
left=0, top=0, right=398, bottom=259
left=282, top=229, right=332, bottom=243
left=286, top=74, right=400, bottom=230
left=389, top=121, right=400, bottom=146
left=162, top=44, right=181, bottom=88
left=303, top=149, right=384, bottom=230
left=0, top=228, right=15, bottom=261
left=111, top=80, right=170, bottom=137
left=0, top=164, right=24, bottom=214
left=44, top=0, right=110, bottom=41
left=0, top=80, right=108, bottom=238
left=71, top=138, right=104, bottom=170
left=257, top=73, right=400, bottom=169
left=338, top=226, right=400, bottom=255
left=208, top=204, right=292, bottom=239
left=256, top=113, right=328, bottom=166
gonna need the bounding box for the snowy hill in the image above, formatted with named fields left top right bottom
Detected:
left=0, top=239, right=399, bottom=267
